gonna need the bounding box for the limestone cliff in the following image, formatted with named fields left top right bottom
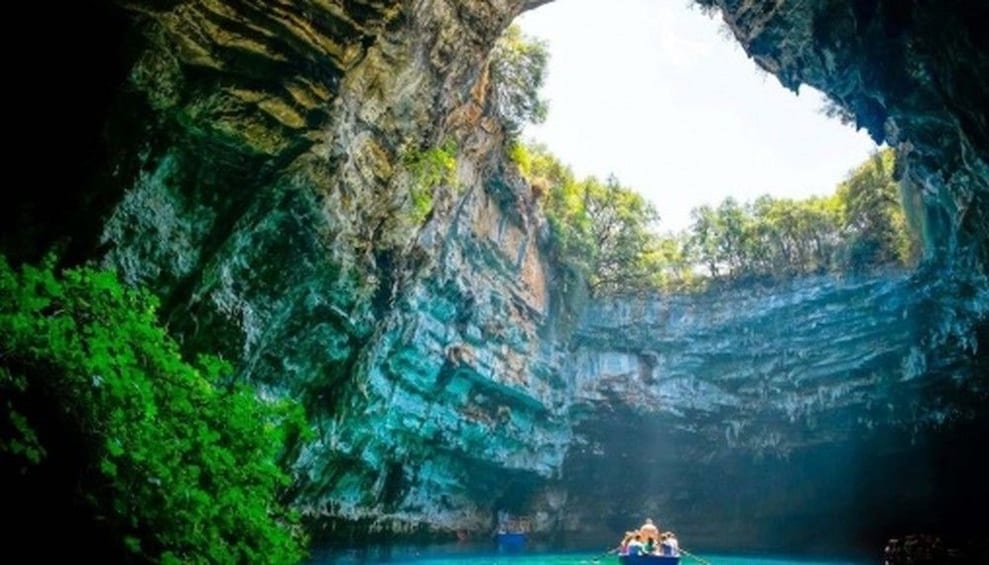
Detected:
left=2, top=0, right=987, bottom=552
left=563, top=269, right=987, bottom=549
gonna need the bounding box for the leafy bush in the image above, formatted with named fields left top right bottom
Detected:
left=837, top=148, right=917, bottom=269
left=402, top=140, right=458, bottom=224
left=0, top=256, right=307, bottom=563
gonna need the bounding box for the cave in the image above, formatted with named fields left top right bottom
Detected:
left=1, top=0, right=987, bottom=562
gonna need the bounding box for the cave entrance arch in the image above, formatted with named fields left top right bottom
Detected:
left=505, top=0, right=989, bottom=555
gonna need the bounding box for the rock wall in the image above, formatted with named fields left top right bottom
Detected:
left=561, top=271, right=987, bottom=549
left=86, top=0, right=567, bottom=539
left=2, top=0, right=987, bottom=552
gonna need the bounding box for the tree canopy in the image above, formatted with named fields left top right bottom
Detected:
left=513, top=143, right=669, bottom=296
left=513, top=143, right=918, bottom=297
left=489, top=25, right=549, bottom=135
left=685, top=148, right=917, bottom=283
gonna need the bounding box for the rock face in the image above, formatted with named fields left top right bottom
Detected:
left=699, top=0, right=989, bottom=268
left=3, top=0, right=987, bottom=553
left=564, top=271, right=987, bottom=549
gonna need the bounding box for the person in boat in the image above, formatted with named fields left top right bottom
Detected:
left=639, top=518, right=660, bottom=543
left=659, top=531, right=680, bottom=556
left=667, top=532, right=680, bottom=556
left=617, top=531, right=636, bottom=555
left=496, top=509, right=510, bottom=534
left=643, top=535, right=656, bottom=555
left=626, top=533, right=646, bottom=556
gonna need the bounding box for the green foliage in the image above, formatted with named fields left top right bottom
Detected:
left=837, top=148, right=917, bottom=269
left=512, top=142, right=918, bottom=297
left=685, top=148, right=917, bottom=281
left=0, top=256, right=307, bottom=563
left=489, top=25, right=549, bottom=135
left=402, top=140, right=458, bottom=224
left=509, top=140, right=572, bottom=197
left=582, top=175, right=662, bottom=294
left=507, top=140, right=534, bottom=179
left=514, top=142, right=661, bottom=296
left=687, top=194, right=846, bottom=279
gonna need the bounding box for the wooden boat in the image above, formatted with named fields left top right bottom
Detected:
left=618, top=555, right=680, bottom=565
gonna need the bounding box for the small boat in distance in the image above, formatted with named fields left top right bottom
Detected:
left=494, top=512, right=530, bottom=551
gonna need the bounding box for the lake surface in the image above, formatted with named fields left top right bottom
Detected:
left=308, top=545, right=871, bottom=565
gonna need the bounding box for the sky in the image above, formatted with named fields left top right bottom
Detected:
left=515, top=0, right=878, bottom=232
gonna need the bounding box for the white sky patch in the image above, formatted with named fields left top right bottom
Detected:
left=516, top=0, right=877, bottom=232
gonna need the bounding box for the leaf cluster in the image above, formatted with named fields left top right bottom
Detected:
left=512, top=142, right=667, bottom=296
left=0, top=257, right=307, bottom=563
left=402, top=140, right=459, bottom=225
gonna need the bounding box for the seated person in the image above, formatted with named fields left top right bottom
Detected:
left=639, top=518, right=660, bottom=543
left=626, top=534, right=646, bottom=556
left=660, top=532, right=680, bottom=556
left=669, top=532, right=680, bottom=556
left=659, top=533, right=672, bottom=556
left=618, top=531, right=636, bottom=556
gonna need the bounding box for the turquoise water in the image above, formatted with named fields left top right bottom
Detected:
left=309, top=546, right=869, bottom=565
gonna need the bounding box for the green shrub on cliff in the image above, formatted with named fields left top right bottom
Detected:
left=402, top=140, right=458, bottom=224
left=837, top=148, right=917, bottom=269
left=687, top=194, right=846, bottom=279
left=512, top=142, right=663, bottom=296
left=0, top=256, right=306, bottom=563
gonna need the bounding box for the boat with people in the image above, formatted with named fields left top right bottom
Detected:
left=614, top=518, right=682, bottom=565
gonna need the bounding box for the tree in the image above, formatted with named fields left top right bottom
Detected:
left=583, top=175, right=661, bottom=294
left=514, top=144, right=917, bottom=297
left=489, top=25, right=549, bottom=135
left=513, top=143, right=664, bottom=296
left=645, top=232, right=700, bottom=292
left=682, top=151, right=914, bottom=282
left=715, top=197, right=750, bottom=277
left=837, top=148, right=916, bottom=269
left=688, top=204, right=721, bottom=278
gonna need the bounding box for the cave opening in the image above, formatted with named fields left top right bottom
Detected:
left=0, top=0, right=985, bottom=562
left=500, top=0, right=989, bottom=558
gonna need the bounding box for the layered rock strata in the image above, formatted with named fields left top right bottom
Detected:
left=2, top=0, right=987, bottom=551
